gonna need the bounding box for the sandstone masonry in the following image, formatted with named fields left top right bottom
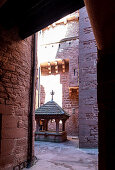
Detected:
left=79, top=7, right=98, bottom=148
left=0, top=26, right=35, bottom=169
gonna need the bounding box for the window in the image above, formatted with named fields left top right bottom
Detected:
left=72, top=108, right=75, bottom=114
left=74, top=69, right=75, bottom=76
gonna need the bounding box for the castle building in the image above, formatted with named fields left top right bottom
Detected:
left=0, top=0, right=114, bottom=169
left=36, top=10, right=98, bottom=140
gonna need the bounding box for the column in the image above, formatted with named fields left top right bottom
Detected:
left=79, top=7, right=98, bottom=148
left=46, top=120, right=48, bottom=131
left=62, top=120, right=65, bottom=131
left=36, top=118, right=39, bottom=132
left=56, top=119, right=59, bottom=134
left=44, top=119, right=48, bottom=131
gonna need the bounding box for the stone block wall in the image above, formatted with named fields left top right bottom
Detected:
left=60, top=72, right=79, bottom=136
left=79, top=7, right=98, bottom=148
left=55, top=16, right=79, bottom=136
left=0, top=26, right=35, bottom=169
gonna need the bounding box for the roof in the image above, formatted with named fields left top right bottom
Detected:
left=35, top=100, right=70, bottom=119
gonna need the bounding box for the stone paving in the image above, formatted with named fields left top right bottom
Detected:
left=25, top=137, right=98, bottom=170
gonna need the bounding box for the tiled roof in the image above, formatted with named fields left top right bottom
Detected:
left=35, top=100, right=69, bottom=117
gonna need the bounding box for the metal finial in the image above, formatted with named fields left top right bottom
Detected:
left=50, top=90, right=55, bottom=101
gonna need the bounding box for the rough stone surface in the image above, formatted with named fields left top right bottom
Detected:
left=24, top=139, right=98, bottom=170
left=0, top=26, right=35, bottom=169
left=60, top=72, right=79, bottom=136
left=79, top=7, right=98, bottom=148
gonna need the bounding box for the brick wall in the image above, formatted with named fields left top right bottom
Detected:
left=79, top=7, right=98, bottom=148
left=0, top=25, right=35, bottom=169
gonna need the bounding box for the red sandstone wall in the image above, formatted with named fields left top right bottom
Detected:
left=0, top=26, right=34, bottom=169
left=56, top=18, right=79, bottom=136
left=40, top=85, right=45, bottom=106
left=48, top=120, right=62, bottom=131
left=79, top=7, right=98, bottom=148
left=56, top=18, right=79, bottom=88
left=60, top=72, right=79, bottom=136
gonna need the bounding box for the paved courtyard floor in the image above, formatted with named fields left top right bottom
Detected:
left=25, top=137, right=98, bottom=170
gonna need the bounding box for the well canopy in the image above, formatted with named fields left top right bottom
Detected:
left=35, top=100, right=70, bottom=120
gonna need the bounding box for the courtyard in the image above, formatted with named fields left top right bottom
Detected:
left=25, top=137, right=98, bottom=170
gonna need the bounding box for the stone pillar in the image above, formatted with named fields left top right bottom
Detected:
left=62, top=120, right=65, bottom=131
left=36, top=119, right=39, bottom=132
left=56, top=119, right=59, bottom=134
left=46, top=120, right=49, bottom=131
left=44, top=119, right=48, bottom=131
left=79, top=7, right=98, bottom=148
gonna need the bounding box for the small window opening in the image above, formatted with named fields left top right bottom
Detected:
left=69, top=42, right=71, bottom=45
left=52, top=45, right=53, bottom=47
left=74, top=69, right=75, bottom=76
left=72, top=108, right=75, bottom=114
left=59, top=44, right=60, bottom=48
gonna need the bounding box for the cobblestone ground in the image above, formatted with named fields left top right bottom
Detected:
left=24, top=137, right=98, bottom=170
